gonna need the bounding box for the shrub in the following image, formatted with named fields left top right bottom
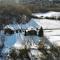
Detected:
left=9, top=49, right=17, bottom=60
left=45, top=17, right=50, bottom=19
left=9, top=47, right=30, bottom=60
left=45, top=17, right=56, bottom=19
left=18, top=48, right=30, bottom=60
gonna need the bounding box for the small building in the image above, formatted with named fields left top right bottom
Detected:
left=24, top=30, right=37, bottom=36
left=4, top=25, right=15, bottom=35
left=4, top=24, right=22, bottom=35
left=4, top=28, right=14, bottom=35
left=24, top=26, right=44, bottom=37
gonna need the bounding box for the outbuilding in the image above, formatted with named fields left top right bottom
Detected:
left=4, top=25, right=15, bottom=35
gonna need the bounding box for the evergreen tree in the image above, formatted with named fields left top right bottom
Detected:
left=38, top=27, right=44, bottom=37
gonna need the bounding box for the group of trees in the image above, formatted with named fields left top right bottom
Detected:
left=9, top=48, right=30, bottom=60
left=0, top=4, right=60, bottom=25
left=0, top=5, right=32, bottom=25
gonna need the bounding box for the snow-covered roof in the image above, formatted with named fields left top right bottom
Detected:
left=27, top=19, right=41, bottom=29
left=27, top=26, right=36, bottom=30
left=4, top=24, right=21, bottom=30
left=4, top=25, right=15, bottom=30
left=4, top=17, right=60, bottom=31
left=20, top=24, right=28, bottom=30
left=4, top=19, right=42, bottom=31
left=12, top=24, right=21, bottom=30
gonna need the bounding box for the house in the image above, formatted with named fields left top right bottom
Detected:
left=4, top=25, right=15, bottom=35
left=4, top=24, right=21, bottom=35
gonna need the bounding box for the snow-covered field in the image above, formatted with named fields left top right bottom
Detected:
left=32, top=11, right=60, bottom=18
left=44, top=29, right=60, bottom=46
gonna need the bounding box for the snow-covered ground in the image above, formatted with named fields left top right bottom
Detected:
left=32, top=11, right=60, bottom=18
left=44, top=29, right=60, bottom=47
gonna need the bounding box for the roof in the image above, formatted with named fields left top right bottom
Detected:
left=4, top=19, right=41, bottom=31
left=4, top=25, right=15, bottom=30
left=27, top=19, right=41, bottom=29
left=4, top=18, right=60, bottom=31
left=4, top=24, right=21, bottom=30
